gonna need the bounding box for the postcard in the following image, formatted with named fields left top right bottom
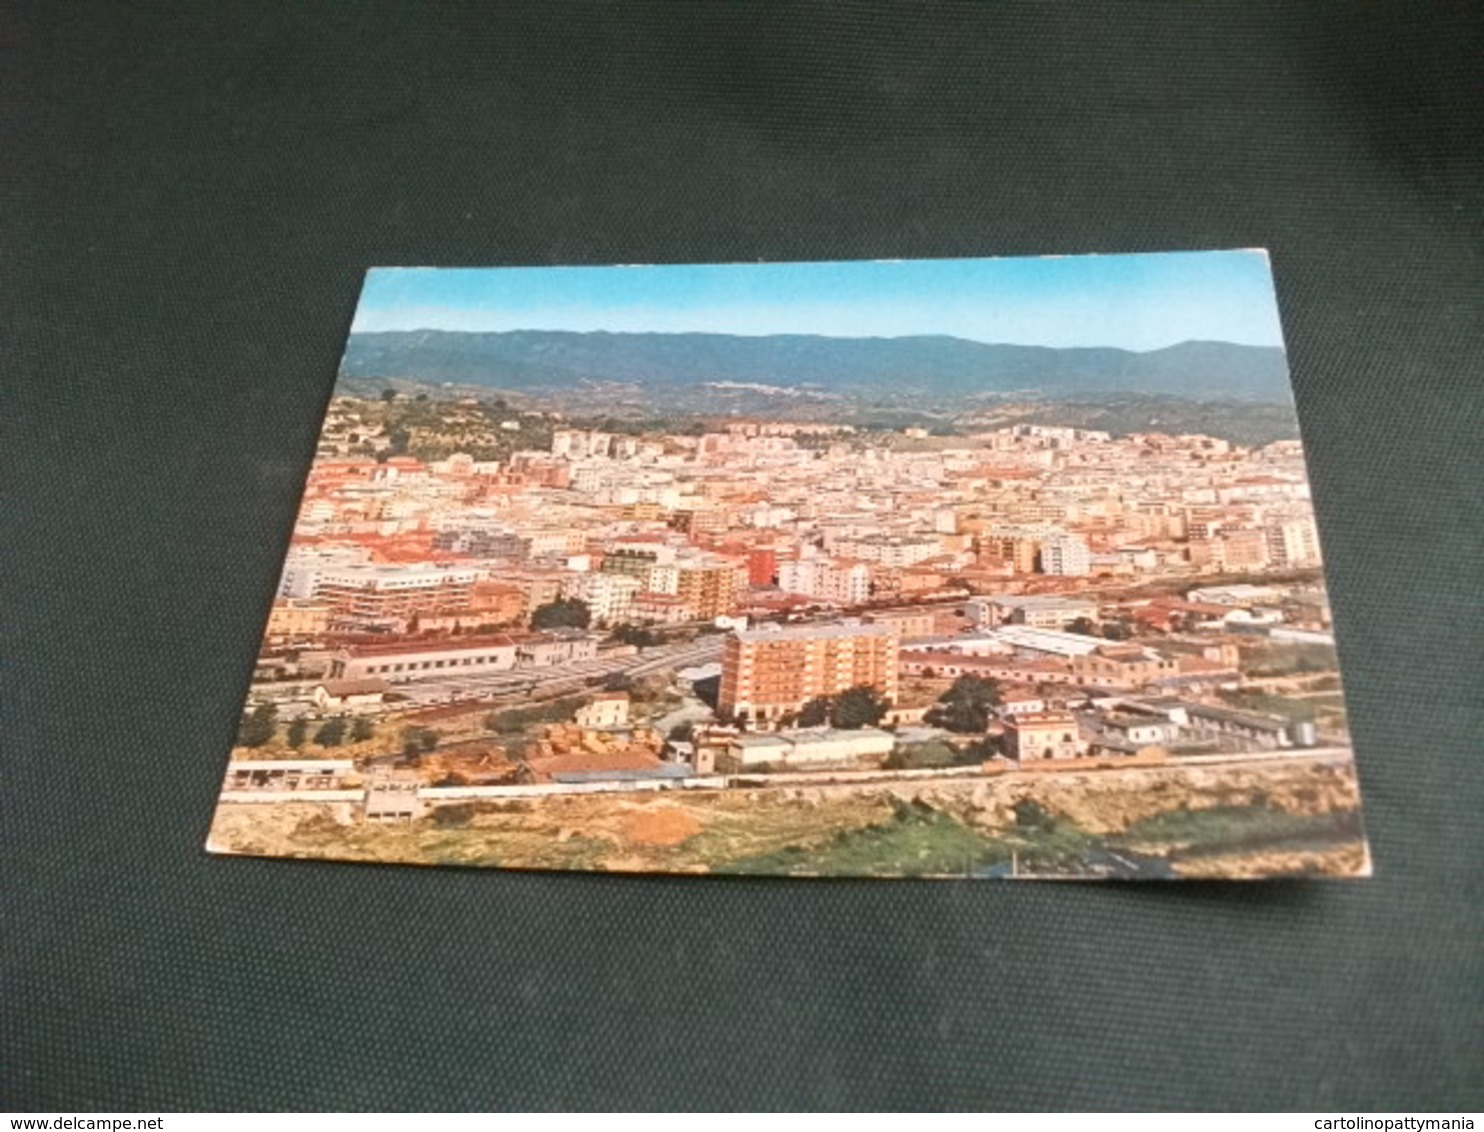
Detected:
left=207, top=252, right=1370, bottom=879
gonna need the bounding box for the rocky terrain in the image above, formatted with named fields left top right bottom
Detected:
left=208, top=753, right=1367, bottom=880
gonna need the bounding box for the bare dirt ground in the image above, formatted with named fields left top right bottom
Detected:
left=623, top=805, right=703, bottom=847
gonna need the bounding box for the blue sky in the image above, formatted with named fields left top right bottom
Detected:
left=350, top=250, right=1285, bottom=351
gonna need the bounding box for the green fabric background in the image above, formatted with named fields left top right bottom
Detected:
left=7, top=1, right=1482, bottom=1112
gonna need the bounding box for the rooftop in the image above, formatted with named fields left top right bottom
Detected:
left=1004, top=711, right=1077, bottom=727
left=1186, top=703, right=1287, bottom=730
left=785, top=727, right=893, bottom=747
left=341, top=634, right=518, bottom=658
left=731, top=734, right=792, bottom=750
left=734, top=621, right=897, bottom=644
left=989, top=595, right=1098, bottom=611
left=992, top=626, right=1105, bottom=655
left=317, top=678, right=391, bottom=696
left=1104, top=712, right=1170, bottom=728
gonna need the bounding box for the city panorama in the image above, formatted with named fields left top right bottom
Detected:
left=208, top=255, right=1370, bottom=879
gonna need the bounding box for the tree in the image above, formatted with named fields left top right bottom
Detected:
left=884, top=740, right=959, bottom=770
left=349, top=716, right=375, bottom=743
left=830, top=685, right=890, bottom=730
left=313, top=716, right=348, bottom=747
left=1067, top=616, right=1098, bottom=637
left=926, top=674, right=1001, bottom=733
left=626, top=671, right=672, bottom=703
left=485, top=698, right=581, bottom=734
left=961, top=736, right=1002, bottom=763
left=285, top=717, right=308, bottom=749
left=798, top=696, right=832, bottom=728
left=668, top=720, right=696, bottom=744
left=401, top=726, right=439, bottom=756
left=609, top=623, right=659, bottom=649
left=237, top=702, right=278, bottom=748
left=380, top=388, right=397, bottom=402
left=530, top=598, right=591, bottom=630
left=1102, top=620, right=1134, bottom=641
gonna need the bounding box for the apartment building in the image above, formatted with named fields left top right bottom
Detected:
left=1039, top=532, right=1092, bottom=576
left=777, top=556, right=872, bottom=608
left=313, top=563, right=483, bottom=621
left=563, top=570, right=641, bottom=625
left=433, top=526, right=530, bottom=559
left=264, top=598, right=332, bottom=643
left=675, top=559, right=739, bottom=620
left=1264, top=515, right=1322, bottom=569
left=719, top=621, right=899, bottom=723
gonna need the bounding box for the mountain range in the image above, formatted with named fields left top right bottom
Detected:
left=341, top=331, right=1292, bottom=404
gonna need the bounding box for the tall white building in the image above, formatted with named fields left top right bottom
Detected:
left=830, top=533, right=941, bottom=568
left=563, top=571, right=640, bottom=625
left=1040, top=532, right=1092, bottom=576
left=277, top=545, right=373, bottom=599
left=820, top=561, right=873, bottom=606
left=777, top=557, right=872, bottom=607
left=1264, top=515, right=1323, bottom=569
left=777, top=557, right=823, bottom=598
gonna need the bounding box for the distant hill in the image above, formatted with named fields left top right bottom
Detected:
left=341, top=330, right=1292, bottom=403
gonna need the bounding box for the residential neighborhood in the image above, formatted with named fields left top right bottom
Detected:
left=210, top=392, right=1366, bottom=879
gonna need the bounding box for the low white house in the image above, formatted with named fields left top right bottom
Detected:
left=1101, top=712, right=1181, bottom=747
left=575, top=692, right=631, bottom=729
left=724, top=727, right=895, bottom=770
left=997, top=691, right=1047, bottom=717
left=311, top=678, right=389, bottom=712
